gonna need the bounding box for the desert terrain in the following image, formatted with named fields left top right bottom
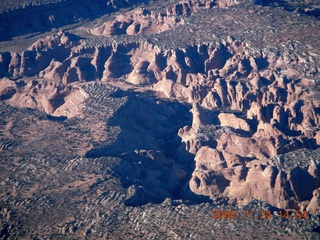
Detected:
left=0, top=0, right=320, bottom=239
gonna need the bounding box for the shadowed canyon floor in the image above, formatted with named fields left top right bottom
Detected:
left=0, top=0, right=320, bottom=239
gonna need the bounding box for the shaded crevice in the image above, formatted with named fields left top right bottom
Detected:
left=85, top=90, right=199, bottom=206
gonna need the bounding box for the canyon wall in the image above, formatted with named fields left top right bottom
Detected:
left=0, top=0, right=319, bottom=213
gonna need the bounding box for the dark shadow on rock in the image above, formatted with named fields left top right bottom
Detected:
left=181, top=183, right=212, bottom=204
left=46, top=114, right=67, bottom=122
left=313, top=226, right=320, bottom=234
left=85, top=89, right=201, bottom=206
left=289, top=168, right=318, bottom=202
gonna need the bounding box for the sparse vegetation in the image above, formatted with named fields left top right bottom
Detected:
left=0, top=0, right=320, bottom=239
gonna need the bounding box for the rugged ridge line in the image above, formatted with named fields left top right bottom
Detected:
left=0, top=0, right=320, bottom=215
left=0, top=27, right=319, bottom=212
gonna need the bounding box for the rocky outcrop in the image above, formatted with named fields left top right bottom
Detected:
left=0, top=77, right=88, bottom=117
left=0, top=32, right=318, bottom=157
left=89, top=8, right=183, bottom=37
left=216, top=0, right=240, bottom=8
left=190, top=147, right=320, bottom=210
left=0, top=31, right=78, bottom=79
left=89, top=0, right=242, bottom=38
left=166, top=0, right=241, bottom=16
left=167, top=0, right=215, bottom=16
left=218, top=113, right=252, bottom=132
left=0, top=0, right=319, bottom=213
left=2, top=2, right=320, bottom=240
left=0, top=35, right=318, bottom=125
left=307, top=188, right=320, bottom=214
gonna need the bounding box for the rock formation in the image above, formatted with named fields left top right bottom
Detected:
left=0, top=27, right=319, bottom=212
left=167, top=0, right=215, bottom=16
left=89, top=8, right=183, bottom=37
left=0, top=0, right=319, bottom=221
left=88, top=0, right=243, bottom=38
left=307, top=188, right=320, bottom=214
left=0, top=77, right=88, bottom=118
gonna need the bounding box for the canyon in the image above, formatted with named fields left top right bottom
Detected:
left=0, top=0, right=320, bottom=239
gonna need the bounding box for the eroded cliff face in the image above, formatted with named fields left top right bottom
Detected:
left=89, top=8, right=183, bottom=37
left=0, top=77, right=88, bottom=118
left=0, top=0, right=319, bottom=214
